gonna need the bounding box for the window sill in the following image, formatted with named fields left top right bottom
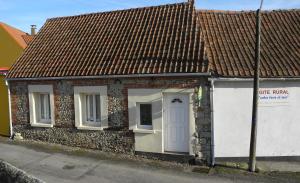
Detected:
left=77, top=126, right=104, bottom=131
left=31, top=123, right=53, bottom=128
left=133, top=128, right=156, bottom=134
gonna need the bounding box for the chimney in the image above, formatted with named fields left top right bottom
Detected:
left=31, top=25, right=36, bottom=35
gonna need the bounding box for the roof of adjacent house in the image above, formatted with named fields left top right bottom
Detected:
left=21, top=34, right=34, bottom=45
left=7, top=2, right=207, bottom=78
left=6, top=2, right=300, bottom=79
left=0, top=22, right=33, bottom=49
left=198, top=9, right=300, bottom=77
left=0, top=67, right=9, bottom=76
left=0, top=67, right=9, bottom=71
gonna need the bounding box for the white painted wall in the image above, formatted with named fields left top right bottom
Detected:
left=128, top=88, right=195, bottom=154
left=213, top=81, right=300, bottom=157
left=128, top=89, right=163, bottom=153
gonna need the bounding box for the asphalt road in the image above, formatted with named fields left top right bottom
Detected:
left=0, top=142, right=297, bottom=183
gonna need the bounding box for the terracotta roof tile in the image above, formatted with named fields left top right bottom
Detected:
left=198, top=9, right=300, bottom=77
left=21, top=34, right=34, bottom=45
left=8, top=5, right=299, bottom=79
left=8, top=2, right=207, bottom=78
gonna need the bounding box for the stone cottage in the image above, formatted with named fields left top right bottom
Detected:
left=5, top=0, right=300, bottom=165
left=6, top=1, right=212, bottom=163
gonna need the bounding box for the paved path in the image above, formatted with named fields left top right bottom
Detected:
left=0, top=142, right=297, bottom=183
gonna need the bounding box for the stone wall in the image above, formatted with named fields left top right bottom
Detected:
left=194, top=83, right=212, bottom=164
left=9, top=77, right=212, bottom=163
left=10, top=82, right=29, bottom=125
left=55, top=80, right=75, bottom=128
left=0, top=160, right=44, bottom=183
left=14, top=125, right=134, bottom=154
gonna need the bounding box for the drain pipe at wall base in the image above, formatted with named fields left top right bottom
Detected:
left=5, top=80, right=13, bottom=138
left=210, top=79, right=215, bottom=167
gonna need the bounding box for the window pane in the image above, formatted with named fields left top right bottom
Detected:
left=95, top=95, right=101, bottom=122
left=86, top=95, right=95, bottom=122
left=89, top=95, right=94, bottom=121
left=40, top=94, right=50, bottom=121
left=47, top=94, right=51, bottom=119
left=86, top=95, right=89, bottom=121
left=40, top=94, right=45, bottom=119
left=140, top=104, right=152, bottom=126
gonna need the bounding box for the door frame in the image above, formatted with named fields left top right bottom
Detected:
left=162, top=89, right=196, bottom=155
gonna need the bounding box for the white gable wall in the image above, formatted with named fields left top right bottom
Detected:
left=213, top=80, right=300, bottom=157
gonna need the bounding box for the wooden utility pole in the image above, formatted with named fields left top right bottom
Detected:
left=249, top=0, right=263, bottom=172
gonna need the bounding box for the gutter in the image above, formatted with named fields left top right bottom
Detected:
left=208, top=77, right=300, bottom=82
left=5, top=80, right=13, bottom=138
left=210, top=79, right=215, bottom=166
left=6, top=73, right=211, bottom=81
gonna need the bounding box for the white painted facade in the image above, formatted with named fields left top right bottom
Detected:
left=213, top=80, right=300, bottom=157
left=128, top=88, right=196, bottom=155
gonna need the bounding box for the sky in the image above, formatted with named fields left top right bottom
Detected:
left=0, top=0, right=299, bottom=33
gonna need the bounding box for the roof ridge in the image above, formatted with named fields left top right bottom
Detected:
left=47, top=2, right=189, bottom=21
left=0, top=22, right=27, bottom=34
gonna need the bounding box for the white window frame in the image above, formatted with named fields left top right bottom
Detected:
left=136, top=103, right=153, bottom=130
left=74, top=86, right=108, bottom=130
left=28, top=85, right=55, bottom=127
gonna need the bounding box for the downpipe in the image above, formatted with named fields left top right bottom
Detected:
left=5, top=80, right=13, bottom=138
left=210, top=79, right=215, bottom=166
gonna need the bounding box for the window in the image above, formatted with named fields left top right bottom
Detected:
left=140, top=104, right=152, bottom=126
left=74, top=86, right=108, bottom=130
left=85, top=94, right=101, bottom=123
left=39, top=93, right=51, bottom=123
left=137, top=103, right=153, bottom=129
left=28, top=85, right=54, bottom=127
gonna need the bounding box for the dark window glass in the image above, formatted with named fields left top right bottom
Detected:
left=95, top=95, right=101, bottom=122
left=140, top=104, right=152, bottom=126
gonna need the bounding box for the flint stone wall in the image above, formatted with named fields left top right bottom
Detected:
left=10, top=77, right=211, bottom=163
left=0, top=160, right=44, bottom=183
left=14, top=125, right=134, bottom=154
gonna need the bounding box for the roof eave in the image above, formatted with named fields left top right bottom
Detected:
left=209, top=76, right=300, bottom=82
left=6, top=72, right=211, bottom=81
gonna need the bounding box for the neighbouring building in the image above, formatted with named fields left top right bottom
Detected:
left=5, top=1, right=300, bottom=165
left=198, top=9, right=300, bottom=160
left=0, top=22, right=34, bottom=136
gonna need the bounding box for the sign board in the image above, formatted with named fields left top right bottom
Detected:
left=259, top=88, right=289, bottom=106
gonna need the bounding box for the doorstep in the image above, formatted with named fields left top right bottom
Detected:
left=135, top=151, right=195, bottom=164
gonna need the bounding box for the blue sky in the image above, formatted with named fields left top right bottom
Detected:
left=1, top=0, right=299, bottom=33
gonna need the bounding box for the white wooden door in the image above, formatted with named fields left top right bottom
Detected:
left=164, top=94, right=189, bottom=153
